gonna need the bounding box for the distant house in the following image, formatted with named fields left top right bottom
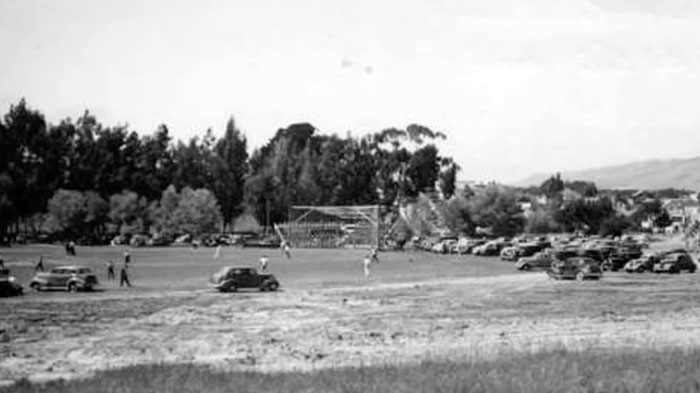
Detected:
left=662, top=198, right=700, bottom=230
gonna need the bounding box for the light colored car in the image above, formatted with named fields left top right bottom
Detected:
left=30, top=266, right=98, bottom=292
left=515, top=251, right=554, bottom=271
left=547, top=257, right=602, bottom=281
left=623, top=254, right=659, bottom=273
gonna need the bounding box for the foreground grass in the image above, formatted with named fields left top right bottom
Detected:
left=5, top=348, right=700, bottom=393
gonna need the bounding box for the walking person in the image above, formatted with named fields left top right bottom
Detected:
left=120, top=264, right=131, bottom=287
left=124, top=249, right=131, bottom=266
left=106, top=260, right=115, bottom=281
left=213, top=245, right=222, bottom=259
left=259, top=255, right=269, bottom=272
left=0, top=253, right=4, bottom=269
left=35, top=256, right=45, bottom=272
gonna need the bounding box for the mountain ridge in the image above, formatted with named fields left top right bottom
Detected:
left=513, top=156, right=700, bottom=190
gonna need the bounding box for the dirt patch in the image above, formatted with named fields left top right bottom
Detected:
left=3, top=272, right=700, bottom=385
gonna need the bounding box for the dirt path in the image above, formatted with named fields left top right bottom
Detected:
left=3, top=273, right=700, bottom=385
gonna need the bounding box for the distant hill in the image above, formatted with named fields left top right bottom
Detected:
left=513, top=157, right=700, bottom=190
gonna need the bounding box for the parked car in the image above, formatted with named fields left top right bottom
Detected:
left=432, top=237, right=457, bottom=254
left=653, top=253, right=697, bottom=274
left=210, top=267, right=280, bottom=292
left=602, top=247, right=643, bottom=271
left=499, top=246, right=521, bottom=261
left=515, top=251, right=554, bottom=271
left=456, top=238, right=486, bottom=254
left=30, top=266, right=98, bottom=292
left=473, top=240, right=510, bottom=256
left=547, top=257, right=602, bottom=281
left=0, top=268, right=23, bottom=297
left=624, top=253, right=660, bottom=273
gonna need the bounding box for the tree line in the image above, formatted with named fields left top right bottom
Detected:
left=0, top=99, right=458, bottom=243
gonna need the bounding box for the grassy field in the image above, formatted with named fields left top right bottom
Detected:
left=3, top=242, right=700, bottom=392
left=0, top=244, right=519, bottom=293
left=4, top=348, right=700, bottom=393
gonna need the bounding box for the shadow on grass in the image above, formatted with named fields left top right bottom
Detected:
left=5, top=348, right=700, bottom=393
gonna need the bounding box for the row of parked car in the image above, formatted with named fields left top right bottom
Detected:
left=414, top=233, right=694, bottom=280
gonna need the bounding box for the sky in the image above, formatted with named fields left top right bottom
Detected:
left=2, top=0, right=700, bottom=183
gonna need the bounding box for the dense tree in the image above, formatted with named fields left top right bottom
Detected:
left=213, top=118, right=248, bottom=231
left=171, top=187, right=222, bottom=236
left=469, top=185, right=525, bottom=237
left=540, top=173, right=565, bottom=200
left=1, top=99, right=459, bottom=242
left=109, top=190, right=148, bottom=234
left=47, top=189, right=87, bottom=237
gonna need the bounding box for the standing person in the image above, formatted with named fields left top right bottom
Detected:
left=120, top=264, right=131, bottom=287
left=363, top=255, right=372, bottom=277
left=0, top=253, right=4, bottom=269
left=213, top=245, right=222, bottom=259
left=259, top=255, right=269, bottom=272
left=106, top=260, right=115, bottom=281
left=282, top=241, right=292, bottom=259
left=370, top=246, right=379, bottom=264
left=124, top=249, right=131, bottom=266
left=35, top=256, right=45, bottom=272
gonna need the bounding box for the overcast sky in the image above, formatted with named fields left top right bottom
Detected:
left=2, top=0, right=700, bottom=183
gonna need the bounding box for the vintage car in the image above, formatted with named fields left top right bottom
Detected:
left=515, top=251, right=554, bottom=271
left=30, top=265, right=98, bottom=292
left=653, top=253, right=697, bottom=274
left=0, top=268, right=23, bottom=297
left=499, top=246, right=521, bottom=261
left=547, top=257, right=602, bottom=281
left=210, top=266, right=280, bottom=292
left=456, top=238, right=486, bottom=254
left=623, top=253, right=660, bottom=273
left=602, top=246, right=643, bottom=271
left=473, top=240, right=510, bottom=256
left=431, top=237, right=458, bottom=254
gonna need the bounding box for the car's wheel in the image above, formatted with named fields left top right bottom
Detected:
left=636, top=267, right=645, bottom=273
left=30, top=282, right=41, bottom=292
left=268, top=282, right=279, bottom=292
left=68, top=283, right=78, bottom=292
left=576, top=271, right=585, bottom=282
left=670, top=266, right=680, bottom=274
left=688, top=266, right=696, bottom=273
left=520, top=264, right=531, bottom=271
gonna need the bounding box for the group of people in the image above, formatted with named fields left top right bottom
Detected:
left=257, top=240, right=293, bottom=272
left=106, top=250, right=132, bottom=287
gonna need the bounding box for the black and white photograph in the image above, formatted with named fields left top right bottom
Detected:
left=2, top=0, right=700, bottom=392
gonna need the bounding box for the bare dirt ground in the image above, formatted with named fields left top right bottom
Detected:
left=4, top=259, right=700, bottom=386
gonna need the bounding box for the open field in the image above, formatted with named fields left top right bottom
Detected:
left=3, top=243, right=700, bottom=390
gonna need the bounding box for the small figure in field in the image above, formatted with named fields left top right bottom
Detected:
left=213, top=245, right=222, bottom=259
left=106, top=260, right=115, bottom=281
left=370, top=246, right=379, bottom=264
left=259, top=255, right=269, bottom=272
left=0, top=253, right=5, bottom=269
left=35, top=256, right=45, bottom=272
left=124, top=250, right=131, bottom=265
left=120, top=264, right=131, bottom=287
left=282, top=241, right=291, bottom=259
left=363, top=255, right=372, bottom=277
left=66, top=241, right=76, bottom=256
